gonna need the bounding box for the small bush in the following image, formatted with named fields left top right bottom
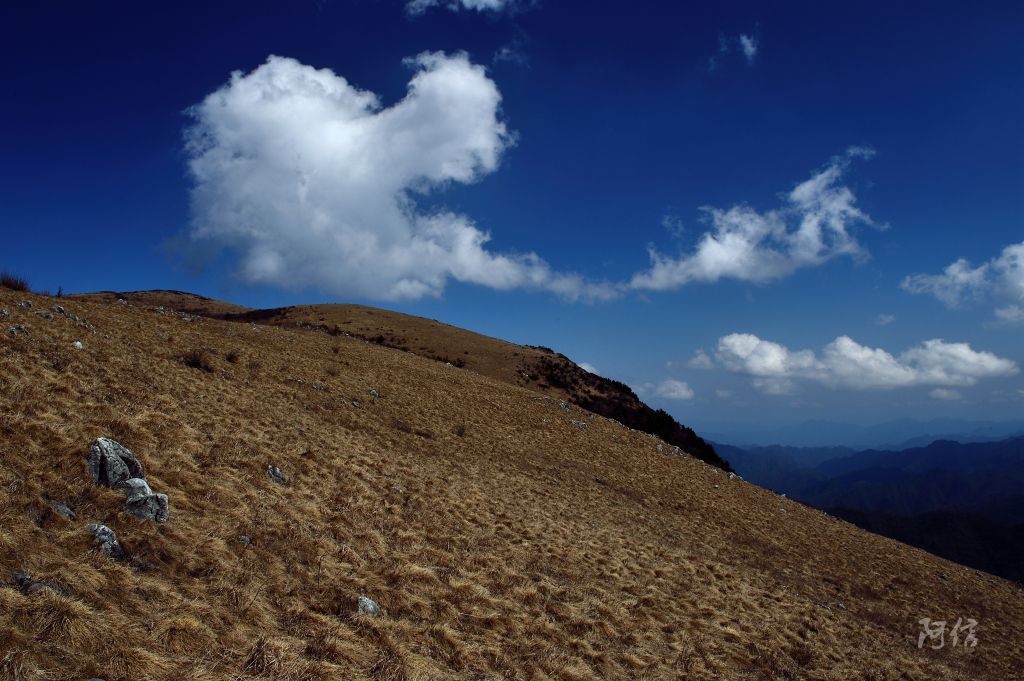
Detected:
left=453, top=424, right=466, bottom=437
left=182, top=349, right=215, bottom=373
left=0, top=272, right=29, bottom=292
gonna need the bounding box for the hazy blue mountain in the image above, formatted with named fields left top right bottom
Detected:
left=703, top=418, right=1024, bottom=450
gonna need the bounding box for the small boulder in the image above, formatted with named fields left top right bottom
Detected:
left=52, top=305, right=65, bottom=315
left=72, top=340, right=83, bottom=350
left=8, top=325, right=28, bottom=336
left=13, top=571, right=67, bottom=596
left=86, top=524, right=124, bottom=560
left=19, top=300, right=31, bottom=309
left=369, top=389, right=381, bottom=399
left=357, top=595, right=381, bottom=617
left=267, top=465, right=286, bottom=485
left=121, top=477, right=169, bottom=523
left=87, top=437, right=144, bottom=488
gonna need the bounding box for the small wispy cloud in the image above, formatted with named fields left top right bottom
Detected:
left=578, top=362, right=599, bottom=375
left=686, top=349, right=714, bottom=369
left=654, top=379, right=696, bottom=400
left=708, top=31, right=760, bottom=71
left=406, top=0, right=519, bottom=15
left=902, top=241, right=1024, bottom=323
left=876, top=313, right=896, bottom=326
left=738, top=34, right=758, bottom=63
left=929, top=388, right=961, bottom=401
left=629, top=148, right=881, bottom=292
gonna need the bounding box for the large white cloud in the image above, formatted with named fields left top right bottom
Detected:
left=184, top=53, right=613, bottom=302
left=714, top=333, right=1017, bottom=393
left=901, top=241, right=1024, bottom=322
left=406, top=0, right=515, bottom=15
left=629, top=148, right=881, bottom=291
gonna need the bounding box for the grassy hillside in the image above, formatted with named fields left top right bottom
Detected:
left=3, top=289, right=1023, bottom=679
left=71, top=292, right=726, bottom=470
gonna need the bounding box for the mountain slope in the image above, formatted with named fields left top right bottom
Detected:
left=3, top=289, right=1023, bottom=679
left=70, top=292, right=726, bottom=471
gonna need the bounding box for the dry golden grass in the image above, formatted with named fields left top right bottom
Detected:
left=3, top=289, right=1023, bottom=680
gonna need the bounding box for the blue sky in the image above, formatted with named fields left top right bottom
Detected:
left=2, top=1, right=1022, bottom=436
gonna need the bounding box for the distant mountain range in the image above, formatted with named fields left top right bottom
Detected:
left=717, top=436, right=1024, bottom=582
left=703, top=418, right=1024, bottom=450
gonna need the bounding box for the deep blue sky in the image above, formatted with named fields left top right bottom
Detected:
left=2, top=1, right=1022, bottom=439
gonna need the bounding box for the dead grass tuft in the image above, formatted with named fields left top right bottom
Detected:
left=0, top=272, right=30, bottom=292
left=181, top=348, right=215, bottom=373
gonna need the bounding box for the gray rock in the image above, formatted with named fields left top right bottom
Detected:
left=34, top=311, right=53, bottom=321
left=19, top=300, right=31, bottom=309
left=86, top=524, right=124, bottom=560
left=13, top=571, right=67, bottom=596
left=237, top=535, right=252, bottom=546
left=72, top=340, right=83, bottom=350
left=52, top=305, right=65, bottom=314
left=87, top=437, right=144, bottom=488
left=48, top=499, right=76, bottom=520
left=0, top=309, right=7, bottom=317
left=357, top=595, right=381, bottom=616
left=8, top=325, right=28, bottom=336
left=267, top=465, right=286, bottom=485
left=369, top=389, right=381, bottom=398
left=121, top=477, right=169, bottom=523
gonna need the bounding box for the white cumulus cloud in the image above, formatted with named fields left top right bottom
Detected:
left=629, top=148, right=881, bottom=291
left=715, top=333, right=1017, bottom=393
left=183, top=53, right=613, bottom=302
left=901, top=241, right=1024, bottom=322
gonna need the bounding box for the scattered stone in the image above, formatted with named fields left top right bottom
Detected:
left=780, top=493, right=787, bottom=499
left=72, top=341, right=83, bottom=350
left=87, top=437, right=144, bottom=488
left=656, top=443, right=663, bottom=452
left=569, top=419, right=588, bottom=431
left=836, top=602, right=847, bottom=610
left=19, top=300, right=31, bottom=309
left=713, top=484, right=720, bottom=489
left=34, top=311, right=53, bottom=321
left=357, top=595, right=381, bottom=616
left=311, top=382, right=325, bottom=391
left=13, top=571, right=67, bottom=596
left=558, top=400, right=571, bottom=413
left=369, top=389, right=381, bottom=399
left=116, top=298, right=127, bottom=305
left=65, top=312, right=80, bottom=321
left=86, top=524, right=124, bottom=560
left=48, top=499, right=76, bottom=520
left=0, top=309, right=7, bottom=317
left=267, top=465, right=286, bottom=485
left=9, top=325, right=28, bottom=336
left=121, top=477, right=169, bottom=523
left=52, top=305, right=65, bottom=315
left=728, top=472, right=736, bottom=480
left=237, top=535, right=252, bottom=546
